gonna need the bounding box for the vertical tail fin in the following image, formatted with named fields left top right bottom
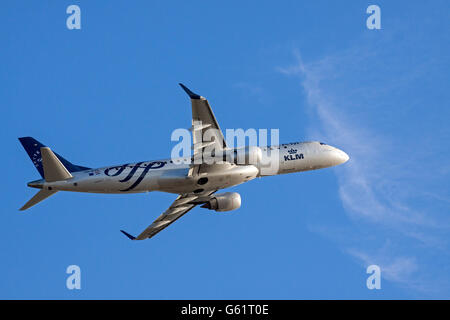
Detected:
left=18, top=137, right=91, bottom=178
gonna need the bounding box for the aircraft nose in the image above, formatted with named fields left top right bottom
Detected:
left=333, top=148, right=349, bottom=165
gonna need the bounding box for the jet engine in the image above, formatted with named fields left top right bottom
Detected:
left=201, top=192, right=241, bottom=212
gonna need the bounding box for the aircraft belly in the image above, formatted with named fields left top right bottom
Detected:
left=195, top=165, right=258, bottom=191
left=154, top=165, right=258, bottom=194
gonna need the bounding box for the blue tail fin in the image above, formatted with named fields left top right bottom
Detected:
left=18, top=137, right=91, bottom=178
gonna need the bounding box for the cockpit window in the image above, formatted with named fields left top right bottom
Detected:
left=319, top=142, right=326, bottom=145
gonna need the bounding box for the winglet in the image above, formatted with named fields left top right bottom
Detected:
left=179, top=83, right=201, bottom=99
left=120, top=230, right=136, bottom=240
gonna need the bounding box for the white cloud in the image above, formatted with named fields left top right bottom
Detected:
left=348, top=248, right=418, bottom=285
left=277, top=46, right=450, bottom=295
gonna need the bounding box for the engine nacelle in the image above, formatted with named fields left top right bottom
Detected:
left=201, top=192, right=241, bottom=212
left=227, top=146, right=262, bottom=166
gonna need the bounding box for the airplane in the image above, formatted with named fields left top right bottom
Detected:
left=18, top=83, right=349, bottom=240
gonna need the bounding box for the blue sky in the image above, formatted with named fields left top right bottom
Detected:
left=1, top=1, right=449, bottom=299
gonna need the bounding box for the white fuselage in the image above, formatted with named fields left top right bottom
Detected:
left=28, top=141, right=349, bottom=195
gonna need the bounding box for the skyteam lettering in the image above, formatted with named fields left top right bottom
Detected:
left=104, top=161, right=166, bottom=191
left=120, top=161, right=165, bottom=191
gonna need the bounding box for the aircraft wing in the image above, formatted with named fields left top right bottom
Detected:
left=120, top=190, right=217, bottom=240
left=179, top=83, right=228, bottom=176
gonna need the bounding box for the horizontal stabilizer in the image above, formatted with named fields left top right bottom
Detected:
left=41, top=147, right=73, bottom=182
left=20, top=189, right=58, bottom=211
